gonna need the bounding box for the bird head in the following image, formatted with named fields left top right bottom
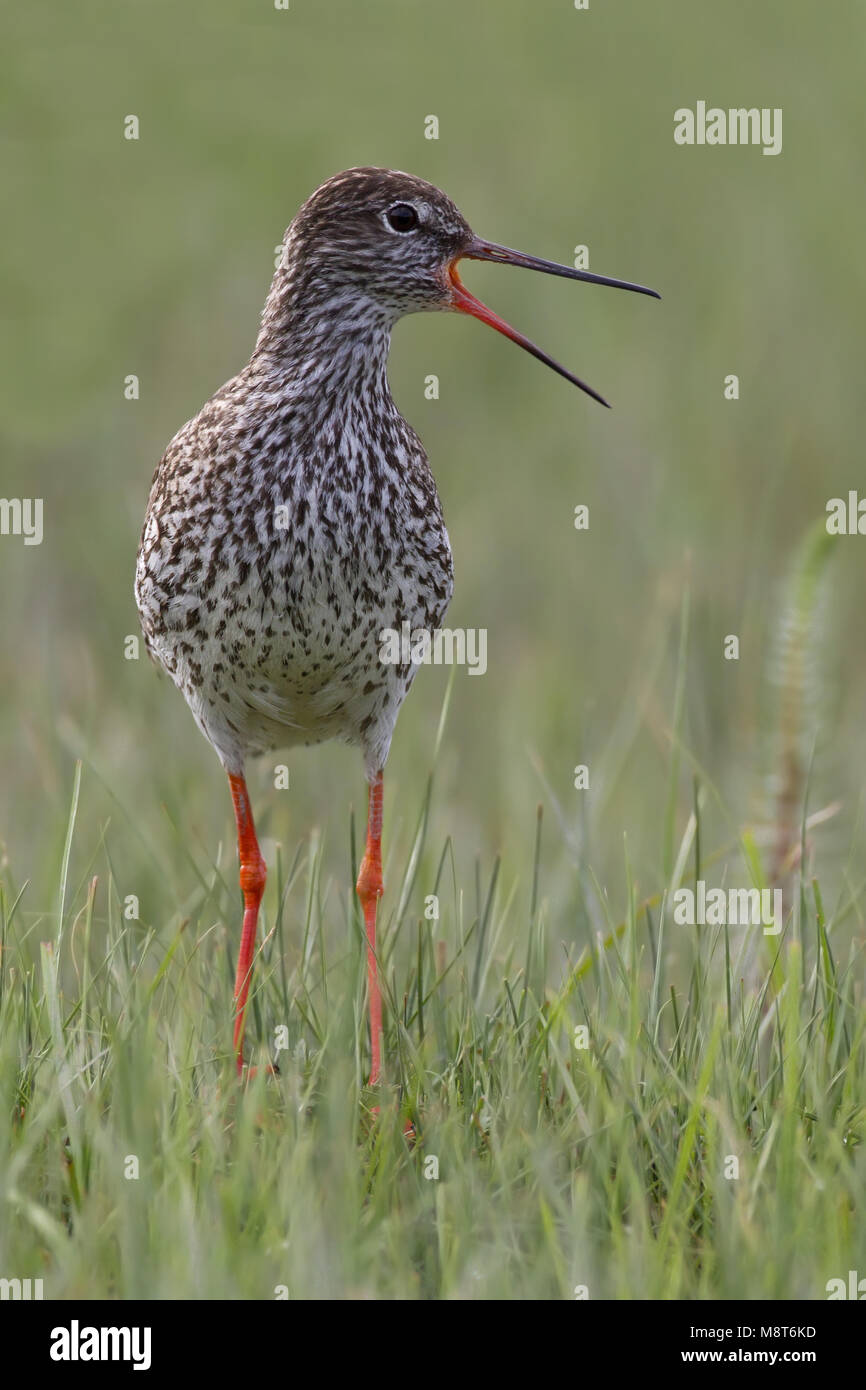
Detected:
left=267, top=167, right=659, bottom=406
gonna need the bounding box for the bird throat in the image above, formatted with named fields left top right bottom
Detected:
left=255, top=247, right=402, bottom=392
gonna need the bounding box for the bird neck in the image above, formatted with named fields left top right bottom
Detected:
left=251, top=268, right=398, bottom=416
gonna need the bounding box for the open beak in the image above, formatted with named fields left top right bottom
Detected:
left=448, top=237, right=660, bottom=408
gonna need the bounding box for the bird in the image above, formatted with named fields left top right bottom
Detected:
left=135, top=167, right=658, bottom=1085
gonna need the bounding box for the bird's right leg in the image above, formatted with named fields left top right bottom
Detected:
left=228, top=772, right=267, bottom=1076
left=356, top=771, right=384, bottom=1085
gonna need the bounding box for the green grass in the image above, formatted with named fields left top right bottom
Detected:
left=1, top=720, right=864, bottom=1299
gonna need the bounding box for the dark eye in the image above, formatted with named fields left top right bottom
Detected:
left=386, top=203, right=419, bottom=233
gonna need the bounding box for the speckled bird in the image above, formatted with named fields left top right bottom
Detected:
left=135, top=167, right=658, bottom=1083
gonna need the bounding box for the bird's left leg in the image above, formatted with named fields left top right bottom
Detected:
left=228, top=772, right=267, bottom=1076
left=356, top=771, right=384, bottom=1085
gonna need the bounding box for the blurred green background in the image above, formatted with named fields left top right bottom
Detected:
left=2, top=0, right=864, bottom=944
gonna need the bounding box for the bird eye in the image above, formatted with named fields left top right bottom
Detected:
left=386, top=203, right=419, bottom=233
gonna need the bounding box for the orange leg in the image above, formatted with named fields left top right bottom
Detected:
left=228, top=773, right=267, bottom=1076
left=356, top=772, right=384, bottom=1084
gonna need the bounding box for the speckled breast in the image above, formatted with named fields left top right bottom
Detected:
left=135, top=385, right=453, bottom=772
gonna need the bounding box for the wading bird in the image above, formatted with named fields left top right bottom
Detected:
left=135, top=168, right=658, bottom=1082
